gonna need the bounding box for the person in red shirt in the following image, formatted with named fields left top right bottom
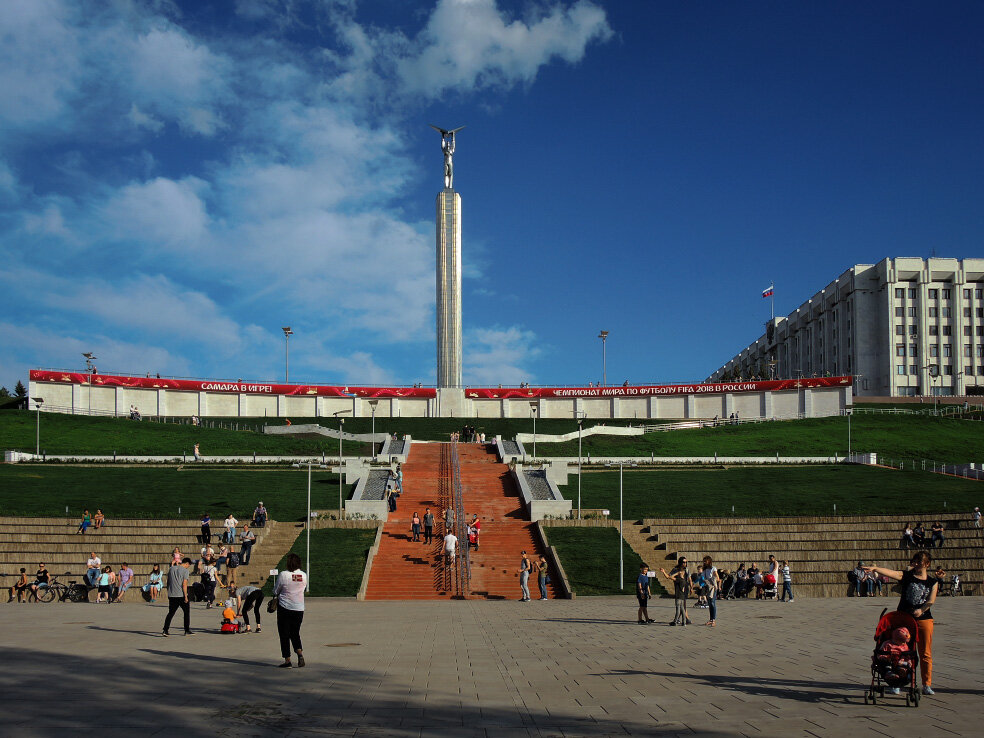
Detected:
left=470, top=514, right=481, bottom=550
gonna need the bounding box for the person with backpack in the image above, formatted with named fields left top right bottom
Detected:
left=225, top=548, right=241, bottom=588
left=274, top=553, right=307, bottom=668
left=200, top=559, right=220, bottom=608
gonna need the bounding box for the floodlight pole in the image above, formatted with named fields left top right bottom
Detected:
left=847, top=407, right=852, bottom=460
left=334, top=410, right=349, bottom=518
left=293, top=460, right=327, bottom=592
left=619, top=461, right=624, bottom=590
left=369, top=400, right=379, bottom=461
left=598, top=330, right=609, bottom=386
left=282, top=327, right=293, bottom=383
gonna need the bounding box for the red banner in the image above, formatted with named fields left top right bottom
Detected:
left=29, top=370, right=437, bottom=399
left=464, top=377, right=852, bottom=399
left=31, top=370, right=852, bottom=400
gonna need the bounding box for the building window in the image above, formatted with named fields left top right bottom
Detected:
left=944, top=365, right=953, bottom=375
left=896, top=365, right=905, bottom=375
left=965, top=345, right=973, bottom=358
left=930, top=345, right=939, bottom=357
left=909, top=364, right=918, bottom=375
left=928, top=289, right=939, bottom=299
left=965, top=307, right=973, bottom=317
left=977, top=288, right=983, bottom=300
left=910, top=343, right=918, bottom=357
left=979, top=366, right=984, bottom=375
left=943, top=325, right=952, bottom=336
left=895, top=288, right=905, bottom=299
left=978, top=308, right=984, bottom=318
left=909, top=288, right=917, bottom=299
left=978, top=326, right=984, bottom=336
left=909, top=325, right=918, bottom=336
left=895, top=344, right=906, bottom=357
left=928, top=307, right=938, bottom=318
left=965, top=289, right=972, bottom=299
left=929, top=326, right=939, bottom=336
left=942, top=307, right=951, bottom=318
left=943, top=344, right=952, bottom=358
left=966, top=326, right=973, bottom=336
left=895, top=325, right=905, bottom=335
left=895, top=307, right=904, bottom=317
left=942, top=288, right=951, bottom=300
left=909, top=307, right=917, bottom=317
left=978, top=345, right=984, bottom=358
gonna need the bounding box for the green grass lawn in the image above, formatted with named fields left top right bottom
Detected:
left=0, top=465, right=353, bottom=519
left=535, top=415, right=983, bottom=463
left=545, top=526, right=664, bottom=597
left=262, top=528, right=377, bottom=597
left=0, top=411, right=373, bottom=456
left=558, top=466, right=981, bottom=519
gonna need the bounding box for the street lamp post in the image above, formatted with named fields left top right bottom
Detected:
left=529, top=403, right=538, bottom=460
left=368, top=400, right=379, bottom=461
left=334, top=411, right=350, bottom=518
left=82, top=352, right=97, bottom=415
left=32, top=397, right=44, bottom=455
left=292, top=461, right=327, bottom=592
left=846, top=407, right=852, bottom=460
left=606, top=460, right=636, bottom=590
left=576, top=410, right=586, bottom=519
left=282, top=327, right=293, bottom=383
left=598, top=330, right=609, bottom=386
left=922, top=364, right=940, bottom=415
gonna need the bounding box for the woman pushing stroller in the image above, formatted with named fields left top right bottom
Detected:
left=862, top=550, right=940, bottom=696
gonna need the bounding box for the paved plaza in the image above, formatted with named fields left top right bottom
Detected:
left=1, top=595, right=981, bottom=737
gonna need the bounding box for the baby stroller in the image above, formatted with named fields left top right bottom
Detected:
left=865, top=609, right=920, bottom=707
left=761, top=573, right=778, bottom=600
left=721, top=573, right=738, bottom=600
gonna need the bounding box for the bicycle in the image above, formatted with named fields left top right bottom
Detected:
left=34, top=575, right=89, bottom=603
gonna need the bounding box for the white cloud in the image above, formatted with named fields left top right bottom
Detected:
left=102, top=177, right=210, bottom=249
left=127, top=103, right=164, bottom=133
left=465, top=325, right=541, bottom=385
left=23, top=204, right=73, bottom=240
left=397, top=0, right=612, bottom=97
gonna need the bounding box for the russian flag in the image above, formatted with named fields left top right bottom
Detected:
left=762, top=285, right=774, bottom=298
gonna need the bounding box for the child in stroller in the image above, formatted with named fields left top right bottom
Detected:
left=761, top=572, right=778, bottom=600
left=865, top=610, right=920, bottom=706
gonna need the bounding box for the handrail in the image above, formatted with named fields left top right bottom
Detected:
left=450, top=438, right=471, bottom=597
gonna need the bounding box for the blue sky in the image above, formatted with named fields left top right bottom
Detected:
left=2, top=0, right=982, bottom=390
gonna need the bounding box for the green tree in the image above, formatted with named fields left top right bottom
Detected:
left=0, top=387, right=10, bottom=398
left=14, top=380, right=27, bottom=398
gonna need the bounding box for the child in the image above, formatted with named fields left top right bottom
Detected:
left=220, top=599, right=243, bottom=633
left=877, top=627, right=914, bottom=691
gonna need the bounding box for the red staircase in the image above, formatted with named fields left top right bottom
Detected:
left=363, top=443, right=559, bottom=600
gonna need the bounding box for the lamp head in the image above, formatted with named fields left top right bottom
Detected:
left=282, top=326, right=293, bottom=337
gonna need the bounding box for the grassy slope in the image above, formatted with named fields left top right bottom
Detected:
left=262, top=528, right=377, bottom=597
left=545, top=527, right=663, bottom=597
left=558, top=466, right=982, bottom=519
left=535, top=415, right=984, bottom=463
left=0, top=465, right=352, bottom=519
left=0, top=411, right=375, bottom=456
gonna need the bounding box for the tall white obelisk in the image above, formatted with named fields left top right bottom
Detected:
left=432, top=126, right=464, bottom=392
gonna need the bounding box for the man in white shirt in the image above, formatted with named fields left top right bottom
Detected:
left=444, top=532, right=458, bottom=566
left=224, top=514, right=238, bottom=544
left=86, top=552, right=101, bottom=588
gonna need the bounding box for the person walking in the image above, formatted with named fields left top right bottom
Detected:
left=444, top=530, right=458, bottom=566
left=162, top=557, right=193, bottom=636
left=537, top=555, right=549, bottom=601
left=200, top=559, right=220, bottom=608
left=444, top=506, right=456, bottom=534
left=274, top=553, right=307, bottom=668
left=411, top=512, right=421, bottom=542
left=779, top=560, right=794, bottom=602
left=660, top=556, right=692, bottom=626
left=470, top=514, right=481, bottom=550
left=701, top=556, right=721, bottom=626
left=240, top=524, right=256, bottom=565
left=423, top=508, right=435, bottom=544
left=200, top=513, right=211, bottom=545
left=862, top=551, right=940, bottom=696
left=636, top=565, right=654, bottom=624
left=233, top=585, right=264, bottom=633
left=193, top=442, right=201, bottom=462
left=518, top=551, right=531, bottom=602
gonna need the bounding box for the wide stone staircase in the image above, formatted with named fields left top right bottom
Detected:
left=0, top=516, right=301, bottom=599
left=635, top=514, right=983, bottom=597
left=363, top=443, right=559, bottom=600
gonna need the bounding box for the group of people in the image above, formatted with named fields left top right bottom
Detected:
left=439, top=511, right=483, bottom=564
left=128, top=404, right=142, bottom=421
left=385, top=466, right=403, bottom=512
left=160, top=552, right=308, bottom=669
left=84, top=552, right=137, bottom=602
left=901, top=521, right=945, bottom=549
left=458, top=426, right=485, bottom=444
left=6, top=562, right=51, bottom=603
left=75, top=508, right=106, bottom=534
left=725, top=557, right=793, bottom=601
left=654, top=556, right=723, bottom=626
left=517, top=551, right=549, bottom=601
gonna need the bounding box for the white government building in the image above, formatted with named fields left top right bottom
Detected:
left=707, top=257, right=984, bottom=398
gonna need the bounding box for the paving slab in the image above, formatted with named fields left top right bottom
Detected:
left=0, top=596, right=981, bottom=736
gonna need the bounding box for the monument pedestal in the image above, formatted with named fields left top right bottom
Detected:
left=436, top=388, right=468, bottom=417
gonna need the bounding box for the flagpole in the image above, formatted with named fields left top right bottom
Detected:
left=770, top=282, right=774, bottom=321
